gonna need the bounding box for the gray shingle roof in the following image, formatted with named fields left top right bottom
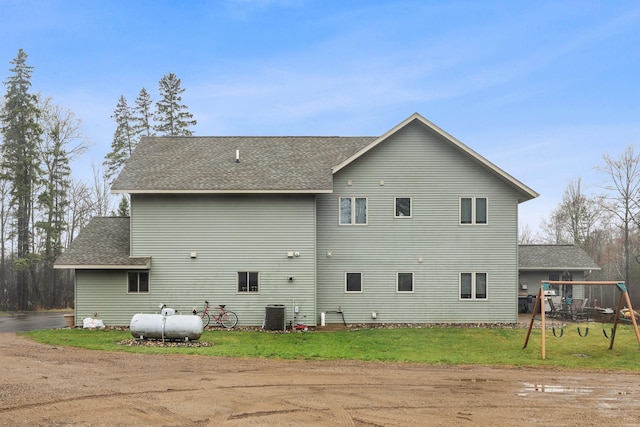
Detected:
left=53, top=217, right=149, bottom=269
left=111, top=136, right=377, bottom=193
left=518, top=245, right=600, bottom=271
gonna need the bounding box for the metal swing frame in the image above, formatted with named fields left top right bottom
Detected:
left=523, top=281, right=640, bottom=359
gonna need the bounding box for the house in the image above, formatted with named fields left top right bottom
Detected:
left=518, top=244, right=601, bottom=312
left=54, top=113, right=539, bottom=326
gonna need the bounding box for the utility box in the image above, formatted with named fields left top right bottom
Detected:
left=264, top=304, right=286, bottom=331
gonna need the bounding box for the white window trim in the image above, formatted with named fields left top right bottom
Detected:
left=394, top=196, right=413, bottom=219
left=237, top=271, right=260, bottom=294
left=345, top=272, right=363, bottom=293
left=459, top=197, right=489, bottom=225
left=459, top=272, right=489, bottom=301
left=396, top=272, right=414, bottom=293
left=127, top=271, right=150, bottom=294
left=339, top=196, right=368, bottom=226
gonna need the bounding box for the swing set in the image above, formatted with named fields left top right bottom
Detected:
left=523, top=281, right=640, bottom=359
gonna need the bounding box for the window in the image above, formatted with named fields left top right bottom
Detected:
left=340, top=197, right=367, bottom=225
left=238, top=271, right=259, bottom=293
left=394, top=197, right=412, bottom=218
left=460, top=197, right=487, bottom=224
left=397, top=272, right=414, bottom=292
left=345, top=272, right=362, bottom=292
left=128, top=271, right=149, bottom=293
left=460, top=272, right=488, bottom=300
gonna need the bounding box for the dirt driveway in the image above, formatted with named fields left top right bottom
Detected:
left=1, top=333, right=639, bottom=426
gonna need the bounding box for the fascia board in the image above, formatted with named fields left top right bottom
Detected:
left=112, top=189, right=332, bottom=194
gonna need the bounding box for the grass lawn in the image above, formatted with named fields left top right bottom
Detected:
left=22, top=322, right=640, bottom=371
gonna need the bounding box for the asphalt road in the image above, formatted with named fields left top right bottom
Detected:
left=0, top=311, right=68, bottom=332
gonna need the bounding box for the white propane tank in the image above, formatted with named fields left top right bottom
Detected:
left=130, top=313, right=203, bottom=340
left=320, top=312, right=326, bottom=326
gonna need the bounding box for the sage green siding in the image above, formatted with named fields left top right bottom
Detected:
left=75, top=270, right=153, bottom=326
left=80, top=194, right=316, bottom=326
left=519, top=271, right=586, bottom=300
left=74, top=119, right=531, bottom=326
left=317, top=122, right=522, bottom=323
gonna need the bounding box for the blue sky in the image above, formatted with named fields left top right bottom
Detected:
left=1, top=0, right=639, bottom=234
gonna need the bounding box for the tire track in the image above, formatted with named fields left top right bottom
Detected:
left=0, top=387, right=195, bottom=413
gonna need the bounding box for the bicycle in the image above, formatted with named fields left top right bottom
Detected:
left=193, top=300, right=238, bottom=328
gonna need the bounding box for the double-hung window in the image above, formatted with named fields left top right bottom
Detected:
left=340, top=197, right=367, bottom=225
left=238, top=271, right=259, bottom=293
left=460, top=197, right=487, bottom=225
left=397, top=272, right=414, bottom=292
left=460, top=272, right=488, bottom=300
left=128, top=271, right=149, bottom=293
left=394, top=197, right=412, bottom=218
left=345, top=272, right=362, bottom=292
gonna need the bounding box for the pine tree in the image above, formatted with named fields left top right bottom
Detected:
left=35, top=99, right=78, bottom=309
left=153, top=73, right=197, bottom=136
left=36, top=97, right=83, bottom=262
left=0, top=49, right=42, bottom=310
left=114, top=194, right=129, bottom=217
left=103, top=95, right=135, bottom=183
left=133, top=87, right=154, bottom=138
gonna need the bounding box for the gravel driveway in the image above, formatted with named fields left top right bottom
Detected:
left=1, top=332, right=639, bottom=426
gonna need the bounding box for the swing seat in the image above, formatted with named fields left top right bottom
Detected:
left=577, top=326, right=589, bottom=337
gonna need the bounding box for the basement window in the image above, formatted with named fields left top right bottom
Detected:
left=397, top=272, right=414, bottom=292
left=128, top=271, right=149, bottom=293
left=345, top=272, right=363, bottom=293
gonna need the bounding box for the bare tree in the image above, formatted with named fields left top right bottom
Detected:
left=540, top=208, right=568, bottom=244
left=596, top=146, right=640, bottom=293
left=35, top=97, right=87, bottom=258
left=63, top=178, right=94, bottom=249
left=542, top=178, right=607, bottom=241
left=518, top=224, right=538, bottom=244
left=90, top=163, right=115, bottom=217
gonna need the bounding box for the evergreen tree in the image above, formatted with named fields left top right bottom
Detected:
left=103, top=95, right=135, bottom=183
left=36, top=97, right=83, bottom=262
left=0, top=49, right=42, bottom=310
left=133, top=87, right=154, bottom=138
left=114, top=194, right=129, bottom=217
left=153, top=73, right=196, bottom=136
left=35, top=99, right=79, bottom=309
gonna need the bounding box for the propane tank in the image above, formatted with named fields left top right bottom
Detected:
left=130, top=313, right=203, bottom=340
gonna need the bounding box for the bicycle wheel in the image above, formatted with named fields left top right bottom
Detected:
left=195, top=311, right=211, bottom=328
left=220, top=311, right=238, bottom=328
